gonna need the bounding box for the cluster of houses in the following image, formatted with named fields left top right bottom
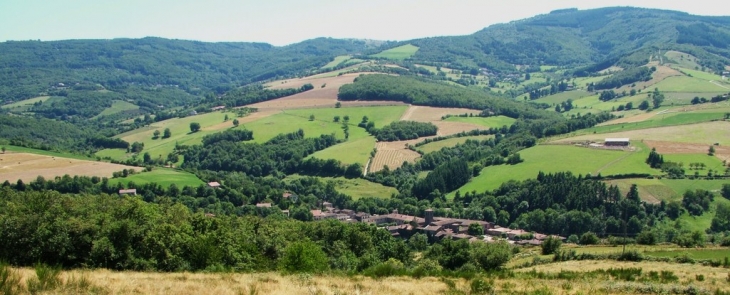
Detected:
left=299, top=200, right=561, bottom=246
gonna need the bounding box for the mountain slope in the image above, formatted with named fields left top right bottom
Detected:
left=0, top=37, right=371, bottom=102
left=406, top=7, right=730, bottom=73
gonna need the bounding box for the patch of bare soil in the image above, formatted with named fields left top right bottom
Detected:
left=0, top=153, right=140, bottom=183
left=645, top=140, right=730, bottom=162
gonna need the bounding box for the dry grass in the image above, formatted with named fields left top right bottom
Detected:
left=645, top=140, right=730, bottom=162
left=6, top=264, right=728, bottom=295
left=254, top=73, right=405, bottom=111
left=399, top=106, right=480, bottom=122
left=0, top=152, right=140, bottom=183
left=369, top=141, right=421, bottom=173
left=7, top=268, right=449, bottom=295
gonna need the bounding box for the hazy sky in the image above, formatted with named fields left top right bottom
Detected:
left=0, top=0, right=726, bottom=46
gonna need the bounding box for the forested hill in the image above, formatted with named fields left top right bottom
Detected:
left=0, top=37, right=369, bottom=102
left=407, top=7, right=730, bottom=73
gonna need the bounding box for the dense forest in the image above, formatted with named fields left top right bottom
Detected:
left=0, top=37, right=370, bottom=102
left=404, top=7, right=730, bottom=73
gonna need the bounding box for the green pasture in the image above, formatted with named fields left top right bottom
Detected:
left=1, top=96, right=50, bottom=110
left=97, top=110, right=240, bottom=161
left=450, top=144, right=653, bottom=197
left=417, top=135, right=494, bottom=154
left=285, top=174, right=396, bottom=200
left=2, top=145, right=95, bottom=161
left=598, top=142, right=656, bottom=176
left=108, top=168, right=204, bottom=188
left=664, top=92, right=727, bottom=105
left=653, top=76, right=728, bottom=92
left=443, top=115, right=516, bottom=128
left=370, top=44, right=419, bottom=60
left=307, top=131, right=375, bottom=166
left=540, top=65, right=557, bottom=71
left=245, top=105, right=407, bottom=143
left=645, top=248, right=730, bottom=260
left=675, top=67, right=724, bottom=81
left=664, top=51, right=701, bottom=70
left=322, top=55, right=352, bottom=69
left=572, top=75, right=610, bottom=89
left=663, top=154, right=725, bottom=175
left=93, top=100, right=140, bottom=118
left=534, top=90, right=591, bottom=104
left=576, top=112, right=726, bottom=135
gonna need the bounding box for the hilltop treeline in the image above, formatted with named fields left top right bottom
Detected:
left=372, top=121, right=438, bottom=141
left=0, top=188, right=517, bottom=273
left=338, top=74, right=559, bottom=120
left=0, top=115, right=125, bottom=152
left=591, top=66, right=655, bottom=90
left=210, top=83, right=314, bottom=109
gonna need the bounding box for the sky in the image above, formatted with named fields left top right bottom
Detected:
left=0, top=0, right=726, bottom=46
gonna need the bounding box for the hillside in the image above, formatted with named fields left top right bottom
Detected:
left=406, top=7, right=730, bottom=73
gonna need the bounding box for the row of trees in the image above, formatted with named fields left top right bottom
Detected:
left=371, top=121, right=438, bottom=141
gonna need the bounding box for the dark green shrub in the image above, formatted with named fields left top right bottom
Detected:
left=541, top=236, right=562, bottom=255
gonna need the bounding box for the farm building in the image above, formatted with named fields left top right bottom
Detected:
left=604, top=138, right=630, bottom=146
left=118, top=189, right=137, bottom=195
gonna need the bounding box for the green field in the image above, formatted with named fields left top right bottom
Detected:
left=572, top=75, right=610, bottom=90
left=108, top=168, right=204, bottom=188
left=285, top=174, right=396, bottom=199
left=663, top=154, right=725, bottom=175
left=678, top=197, right=730, bottom=232
left=93, top=100, right=140, bottom=118
left=0, top=96, right=50, bottom=110
left=246, top=106, right=407, bottom=143
left=645, top=248, right=730, bottom=260
left=2, top=145, right=96, bottom=161
left=653, top=76, right=728, bottom=92
left=417, top=135, right=493, bottom=154
left=443, top=116, right=516, bottom=128
left=307, top=131, right=375, bottom=166
left=97, top=110, right=240, bottom=161
left=664, top=51, right=701, bottom=70
left=675, top=67, right=724, bottom=81
left=533, top=90, right=591, bottom=104
left=450, top=144, right=656, bottom=196
left=321, top=55, right=352, bottom=69
left=577, top=112, right=726, bottom=135
left=371, top=44, right=419, bottom=60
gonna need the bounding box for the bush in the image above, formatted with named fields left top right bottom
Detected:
left=541, top=236, right=562, bottom=255
left=364, top=258, right=406, bottom=278
left=278, top=240, right=329, bottom=274
left=636, top=230, right=657, bottom=245
left=470, top=277, right=495, bottom=295
left=579, top=232, right=600, bottom=245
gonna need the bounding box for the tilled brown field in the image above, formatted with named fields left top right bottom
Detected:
left=369, top=141, right=421, bottom=173
left=0, top=153, right=140, bottom=183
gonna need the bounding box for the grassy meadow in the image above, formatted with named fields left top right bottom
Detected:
left=417, top=135, right=494, bottom=154
left=0, top=96, right=50, bottom=110
left=2, top=145, right=96, bottom=161
left=307, top=131, right=375, bottom=166
left=371, top=44, right=419, bottom=60
left=285, top=174, right=397, bottom=199
left=450, top=144, right=656, bottom=197
left=533, top=90, right=591, bottom=104
left=321, top=55, right=352, bottom=69
left=107, top=168, right=204, bottom=188
left=653, top=76, right=729, bottom=92
left=93, top=100, right=139, bottom=118
left=443, top=115, right=516, bottom=128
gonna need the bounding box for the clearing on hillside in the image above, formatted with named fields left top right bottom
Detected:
left=0, top=152, right=139, bottom=183
left=370, top=44, right=419, bottom=60
left=285, top=174, right=397, bottom=199
left=417, top=135, right=494, bottom=154
left=614, top=65, right=681, bottom=93
left=93, top=100, right=140, bottom=118
left=0, top=96, right=50, bottom=110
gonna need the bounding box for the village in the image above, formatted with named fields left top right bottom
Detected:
left=248, top=191, right=561, bottom=246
